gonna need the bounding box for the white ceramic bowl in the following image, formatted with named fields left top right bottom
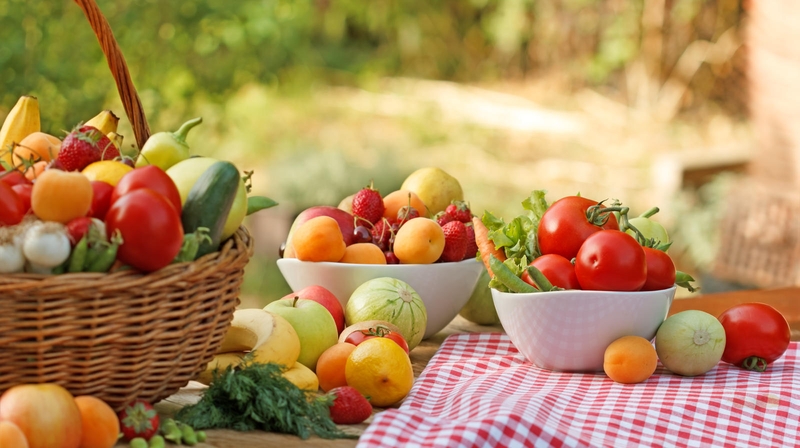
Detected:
left=492, top=286, right=676, bottom=372
left=277, top=258, right=484, bottom=339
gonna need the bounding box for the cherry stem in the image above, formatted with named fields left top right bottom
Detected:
left=742, top=356, right=769, bottom=372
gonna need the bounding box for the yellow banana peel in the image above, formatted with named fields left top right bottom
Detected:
left=195, top=352, right=244, bottom=385
left=282, top=362, right=320, bottom=391
left=107, top=132, right=123, bottom=149
left=218, top=308, right=302, bottom=369
left=0, top=95, right=40, bottom=169
left=85, top=110, right=119, bottom=135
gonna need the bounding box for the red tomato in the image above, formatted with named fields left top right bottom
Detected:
left=344, top=325, right=410, bottom=354
left=0, top=170, right=31, bottom=188
left=0, top=383, right=82, bottom=448
left=718, top=303, right=791, bottom=371
left=574, top=230, right=646, bottom=291
left=88, top=180, right=114, bottom=220
left=537, top=196, right=619, bottom=260
left=111, top=165, right=182, bottom=214
left=105, top=188, right=184, bottom=272
left=10, top=183, right=32, bottom=214
left=521, top=254, right=580, bottom=290
left=640, top=247, right=676, bottom=291
left=0, top=181, right=25, bottom=225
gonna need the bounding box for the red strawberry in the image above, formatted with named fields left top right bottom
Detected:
left=57, top=125, right=120, bottom=172
left=396, top=206, right=420, bottom=226
left=352, top=183, right=385, bottom=225
left=445, top=201, right=472, bottom=223
left=328, top=386, right=373, bottom=424
left=464, top=223, right=478, bottom=259
left=440, top=220, right=468, bottom=262
left=118, top=399, right=160, bottom=441
left=435, top=211, right=455, bottom=227
left=371, top=218, right=396, bottom=251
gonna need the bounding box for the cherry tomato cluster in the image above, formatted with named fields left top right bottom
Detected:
left=525, top=196, right=675, bottom=292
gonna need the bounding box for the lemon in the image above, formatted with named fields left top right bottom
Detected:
left=400, top=167, right=463, bottom=215
left=81, top=160, right=133, bottom=186
left=345, top=337, right=414, bottom=407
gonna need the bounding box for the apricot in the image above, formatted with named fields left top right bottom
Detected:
left=383, top=190, right=428, bottom=220
left=291, top=216, right=347, bottom=262
left=315, top=342, right=357, bottom=392
left=24, top=160, right=48, bottom=181
left=603, top=335, right=658, bottom=384
left=30, top=169, right=93, bottom=223
left=0, top=421, right=28, bottom=448
left=339, top=243, right=387, bottom=264
left=74, top=396, right=119, bottom=448
left=13, top=132, right=61, bottom=169
left=393, top=218, right=445, bottom=264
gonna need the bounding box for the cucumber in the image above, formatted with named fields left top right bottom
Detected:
left=181, top=161, right=240, bottom=258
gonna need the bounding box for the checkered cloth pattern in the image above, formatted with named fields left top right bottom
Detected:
left=358, top=333, right=800, bottom=448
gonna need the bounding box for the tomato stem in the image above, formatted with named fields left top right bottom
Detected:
left=741, top=356, right=769, bottom=372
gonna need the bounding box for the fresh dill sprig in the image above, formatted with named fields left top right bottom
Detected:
left=175, top=359, right=355, bottom=440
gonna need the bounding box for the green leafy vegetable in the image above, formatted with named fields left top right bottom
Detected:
left=175, top=359, right=355, bottom=440
left=482, top=190, right=549, bottom=291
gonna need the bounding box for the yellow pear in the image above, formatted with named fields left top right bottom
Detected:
left=400, top=167, right=463, bottom=215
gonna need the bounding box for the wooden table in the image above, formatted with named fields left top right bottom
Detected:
left=139, top=287, right=800, bottom=447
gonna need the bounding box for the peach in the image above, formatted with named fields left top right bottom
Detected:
left=340, top=243, right=387, bottom=264
left=291, top=216, right=347, bottom=262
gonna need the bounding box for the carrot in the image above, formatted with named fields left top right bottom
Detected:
left=472, top=216, right=506, bottom=278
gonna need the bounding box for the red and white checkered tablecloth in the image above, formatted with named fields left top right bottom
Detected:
left=358, top=333, right=800, bottom=448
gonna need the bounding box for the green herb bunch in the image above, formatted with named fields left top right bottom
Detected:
left=175, top=360, right=355, bottom=440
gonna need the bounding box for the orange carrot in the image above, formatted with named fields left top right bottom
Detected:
left=472, top=216, right=506, bottom=278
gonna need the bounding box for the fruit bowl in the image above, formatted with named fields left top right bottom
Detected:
left=492, top=286, right=677, bottom=372
left=277, top=258, right=484, bottom=339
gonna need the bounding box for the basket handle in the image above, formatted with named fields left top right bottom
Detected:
left=73, top=0, right=151, bottom=149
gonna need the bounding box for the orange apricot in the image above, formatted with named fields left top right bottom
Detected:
left=383, top=190, right=428, bottom=220
left=292, top=216, right=347, bottom=262
left=30, top=169, right=93, bottom=223
left=0, top=421, right=29, bottom=448
left=24, top=160, right=48, bottom=181
left=14, top=132, right=61, bottom=169
left=316, top=342, right=357, bottom=392
left=393, top=218, right=445, bottom=264
left=74, top=396, right=119, bottom=448
left=339, top=243, right=387, bottom=264
left=603, top=335, right=658, bottom=384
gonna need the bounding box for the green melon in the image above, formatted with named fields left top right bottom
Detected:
left=345, top=277, right=428, bottom=350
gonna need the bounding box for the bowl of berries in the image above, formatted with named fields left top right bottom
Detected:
left=277, top=177, right=484, bottom=339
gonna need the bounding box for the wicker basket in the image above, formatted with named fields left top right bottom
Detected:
left=0, top=0, right=253, bottom=410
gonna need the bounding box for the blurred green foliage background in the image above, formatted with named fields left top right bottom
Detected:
left=0, top=0, right=747, bottom=302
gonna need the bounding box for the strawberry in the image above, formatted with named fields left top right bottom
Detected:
left=57, top=125, right=120, bottom=172
left=464, top=223, right=478, bottom=259
left=352, top=183, right=385, bottom=225
left=327, top=386, right=373, bottom=424
left=118, top=399, right=160, bottom=441
left=445, top=200, right=472, bottom=223
left=440, top=220, right=468, bottom=262
left=396, top=206, right=420, bottom=226
left=435, top=211, right=455, bottom=227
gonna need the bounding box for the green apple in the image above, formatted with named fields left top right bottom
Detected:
left=459, top=267, right=501, bottom=326
left=264, top=297, right=338, bottom=371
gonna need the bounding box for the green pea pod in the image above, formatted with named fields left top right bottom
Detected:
left=85, top=230, right=122, bottom=273
left=130, top=438, right=148, bottom=448
left=173, top=228, right=212, bottom=263
left=179, top=422, right=198, bottom=446
left=524, top=265, right=561, bottom=292
left=68, top=236, right=89, bottom=273
left=489, top=255, right=537, bottom=293
left=161, top=418, right=183, bottom=443
left=246, top=195, right=278, bottom=215
left=148, top=435, right=165, bottom=448
left=196, top=431, right=207, bottom=443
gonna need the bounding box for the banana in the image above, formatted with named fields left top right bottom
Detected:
left=107, top=132, right=123, bottom=149
left=85, top=110, right=119, bottom=135
left=0, top=95, right=40, bottom=169
left=195, top=352, right=244, bottom=385
left=282, top=362, right=319, bottom=391
left=218, top=309, right=301, bottom=369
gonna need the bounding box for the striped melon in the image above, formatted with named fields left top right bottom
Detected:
left=345, top=277, right=428, bottom=350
